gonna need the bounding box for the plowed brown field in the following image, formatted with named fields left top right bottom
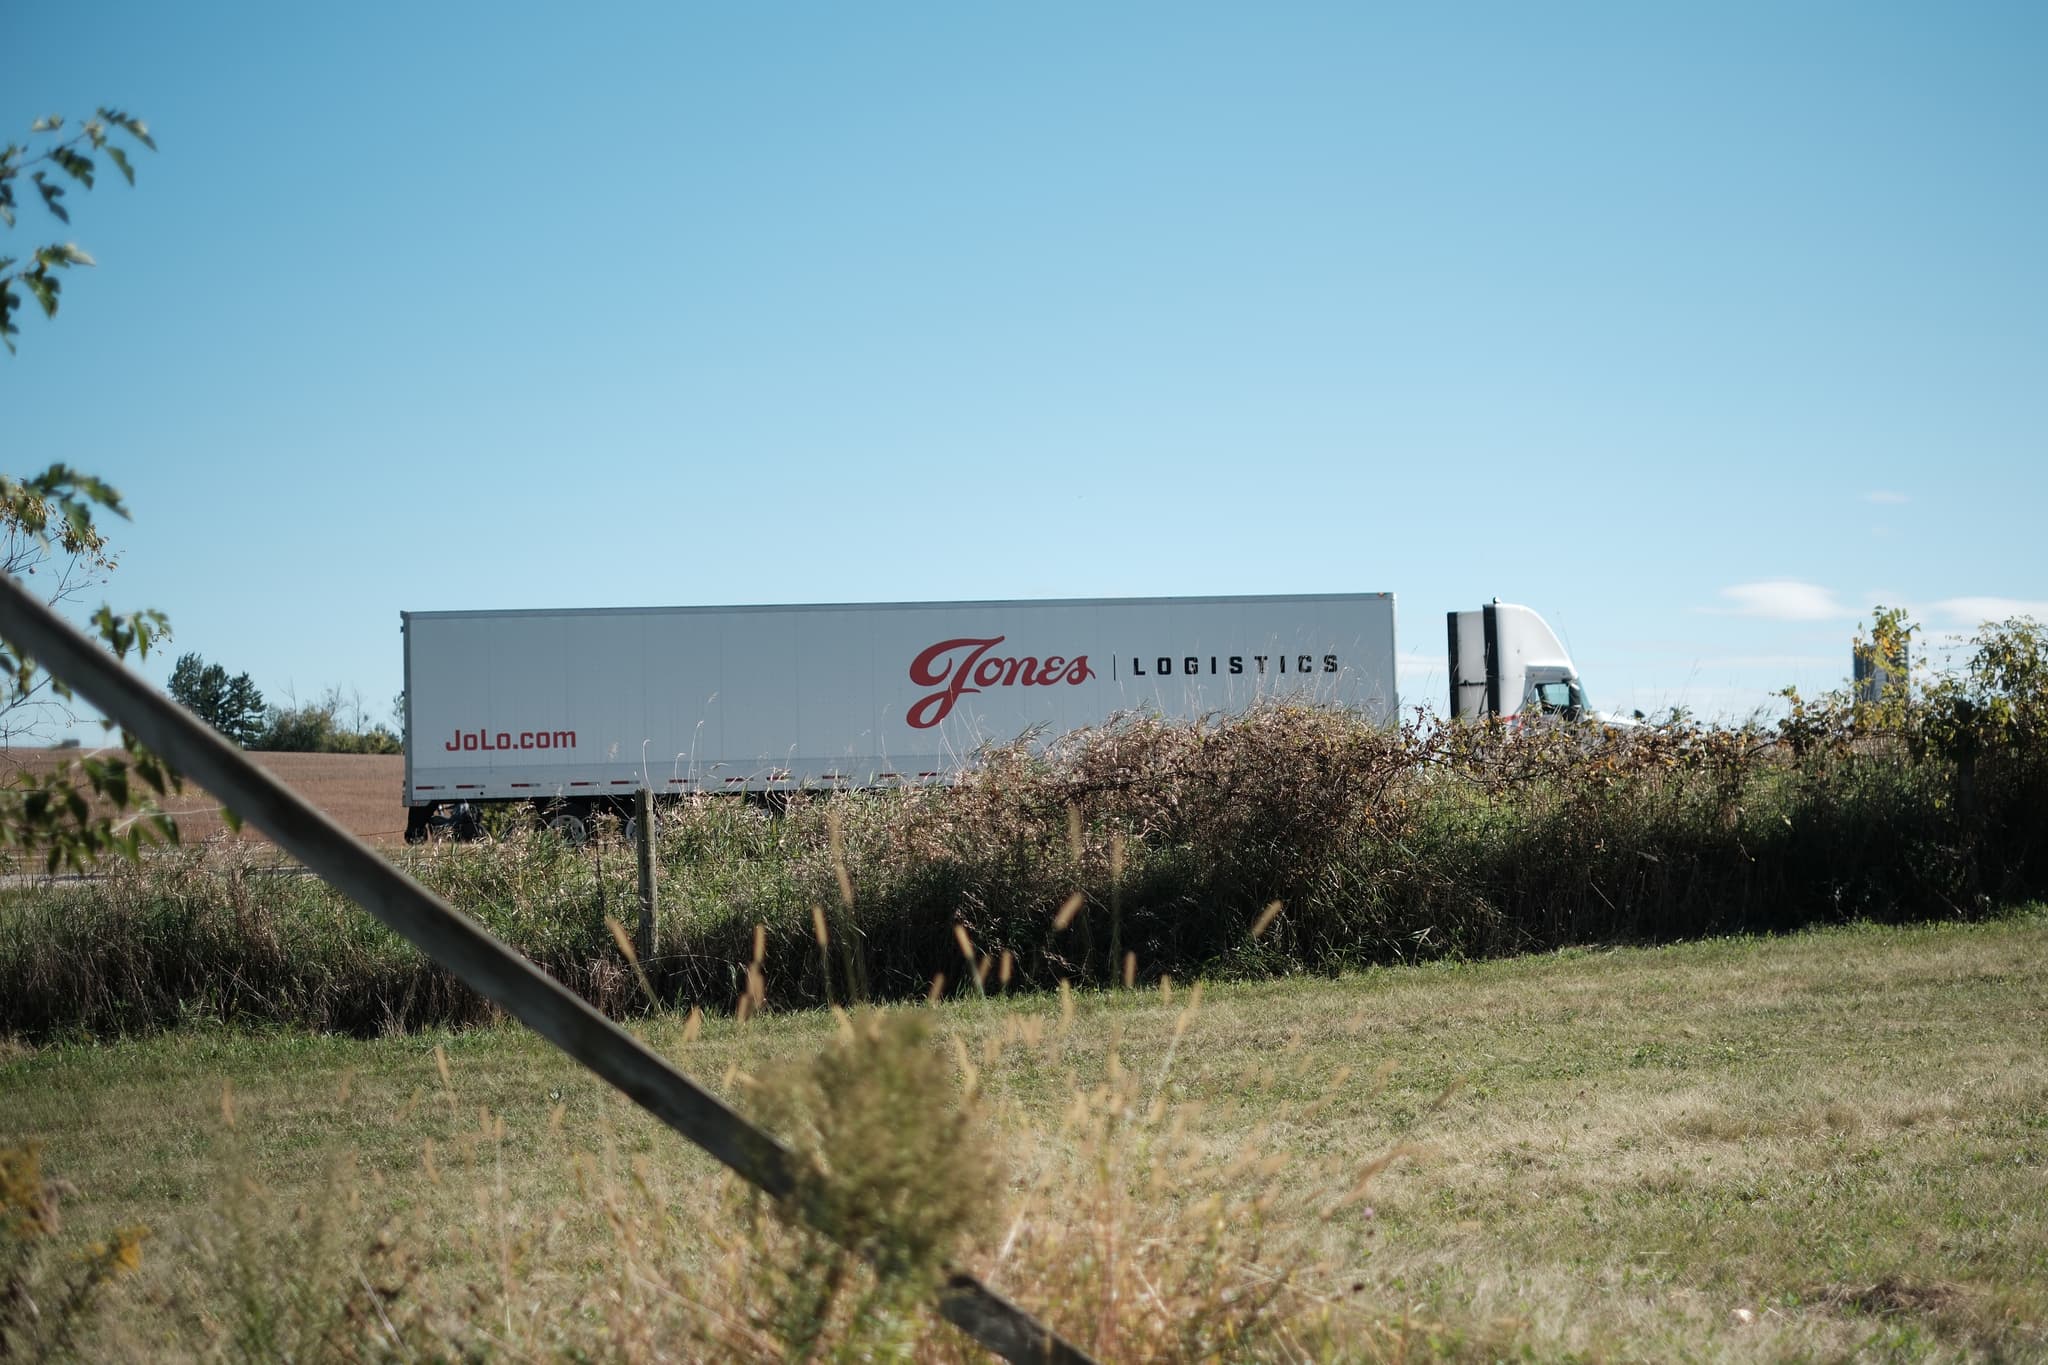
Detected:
left=2, top=748, right=409, bottom=846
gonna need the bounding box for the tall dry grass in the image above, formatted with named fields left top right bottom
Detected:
left=3, top=614, right=2044, bottom=1041
left=16, top=975, right=1463, bottom=1362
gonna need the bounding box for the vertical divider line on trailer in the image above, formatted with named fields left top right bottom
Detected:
left=0, top=572, right=1096, bottom=1365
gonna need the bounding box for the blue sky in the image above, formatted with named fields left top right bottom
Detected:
left=8, top=0, right=2044, bottom=737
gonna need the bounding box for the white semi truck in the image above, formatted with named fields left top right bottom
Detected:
left=1447, top=599, right=1598, bottom=724
left=401, top=593, right=1596, bottom=841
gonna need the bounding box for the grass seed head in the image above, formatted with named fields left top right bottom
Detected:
left=1251, top=899, right=1285, bottom=939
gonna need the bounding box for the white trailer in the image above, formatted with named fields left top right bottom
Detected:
left=402, top=593, right=1400, bottom=841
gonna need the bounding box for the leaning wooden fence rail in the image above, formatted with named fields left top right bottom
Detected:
left=0, top=573, right=1095, bottom=1365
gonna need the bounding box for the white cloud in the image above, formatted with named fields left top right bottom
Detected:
left=1932, top=596, right=2048, bottom=627
left=1864, top=490, right=1910, bottom=505
left=1708, top=580, right=1851, bottom=622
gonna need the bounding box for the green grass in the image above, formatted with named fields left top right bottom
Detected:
left=6, top=909, right=2046, bottom=1360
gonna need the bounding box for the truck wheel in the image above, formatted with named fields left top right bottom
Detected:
left=404, top=805, right=434, bottom=844
left=623, top=809, right=658, bottom=846
left=545, top=809, right=589, bottom=847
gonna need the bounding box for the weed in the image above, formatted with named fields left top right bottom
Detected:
left=1, top=1143, right=145, bottom=1359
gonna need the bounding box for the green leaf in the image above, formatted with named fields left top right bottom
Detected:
left=97, top=109, right=157, bottom=151
left=29, top=115, right=62, bottom=133
left=31, top=172, right=68, bottom=225
left=107, top=145, right=134, bottom=185
left=50, top=147, right=94, bottom=188
left=22, top=268, right=58, bottom=318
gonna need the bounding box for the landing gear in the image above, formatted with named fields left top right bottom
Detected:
left=404, top=801, right=482, bottom=842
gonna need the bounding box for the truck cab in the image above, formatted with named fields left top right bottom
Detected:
left=1447, top=601, right=1611, bottom=725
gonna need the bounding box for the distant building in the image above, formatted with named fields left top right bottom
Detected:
left=1853, top=634, right=1908, bottom=704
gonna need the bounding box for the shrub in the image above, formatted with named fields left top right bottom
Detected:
left=715, top=1010, right=1001, bottom=1357
left=2, top=619, right=2044, bottom=1041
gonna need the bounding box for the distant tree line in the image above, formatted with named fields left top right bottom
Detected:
left=167, top=652, right=400, bottom=754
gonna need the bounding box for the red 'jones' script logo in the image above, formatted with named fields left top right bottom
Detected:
left=906, top=636, right=1094, bottom=728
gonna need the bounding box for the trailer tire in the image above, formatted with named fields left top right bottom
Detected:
left=543, top=806, right=589, bottom=847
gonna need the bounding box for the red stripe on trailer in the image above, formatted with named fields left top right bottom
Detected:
left=510, top=783, right=536, bottom=789
left=611, top=780, right=635, bottom=785
left=725, top=777, right=747, bottom=784
left=456, top=784, right=480, bottom=790
left=415, top=786, right=442, bottom=791
left=917, top=771, right=941, bottom=778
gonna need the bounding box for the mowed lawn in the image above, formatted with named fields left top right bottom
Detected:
left=4, top=911, right=2044, bottom=1360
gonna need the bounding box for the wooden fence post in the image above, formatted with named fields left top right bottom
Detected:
left=635, top=786, right=657, bottom=966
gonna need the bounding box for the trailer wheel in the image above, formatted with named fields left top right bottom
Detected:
left=404, top=805, right=434, bottom=844
left=544, top=809, right=589, bottom=847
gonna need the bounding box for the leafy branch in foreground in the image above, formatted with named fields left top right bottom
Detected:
left=3, top=111, right=181, bottom=872
left=1, top=109, right=154, bottom=352
left=1, top=468, right=181, bottom=871
left=1, top=466, right=126, bottom=746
